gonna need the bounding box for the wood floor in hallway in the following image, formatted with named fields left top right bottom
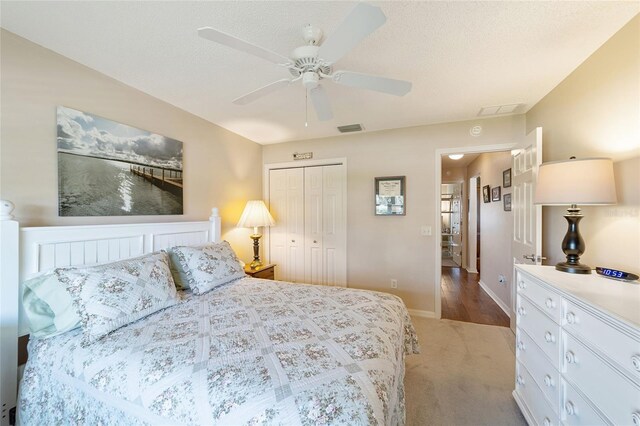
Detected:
left=441, top=266, right=510, bottom=327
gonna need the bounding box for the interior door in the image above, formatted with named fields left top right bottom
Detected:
left=511, top=127, right=543, bottom=330
left=285, top=168, right=305, bottom=283
left=269, top=168, right=305, bottom=282
left=269, top=169, right=287, bottom=280
left=304, top=167, right=323, bottom=284
left=322, top=164, right=347, bottom=286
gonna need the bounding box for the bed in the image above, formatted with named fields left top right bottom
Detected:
left=0, top=204, right=419, bottom=426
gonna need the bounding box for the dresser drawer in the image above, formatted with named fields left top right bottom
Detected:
left=517, top=296, right=562, bottom=368
left=562, top=332, right=640, bottom=425
left=563, top=299, right=640, bottom=380
left=516, top=327, right=560, bottom=414
left=515, top=361, right=559, bottom=426
left=517, top=270, right=562, bottom=324
left=561, top=378, right=610, bottom=426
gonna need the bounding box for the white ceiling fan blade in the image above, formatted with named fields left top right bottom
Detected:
left=309, top=86, right=333, bottom=121
left=332, top=71, right=412, bottom=96
left=317, top=3, right=386, bottom=65
left=198, top=27, right=290, bottom=65
left=233, top=79, right=292, bottom=105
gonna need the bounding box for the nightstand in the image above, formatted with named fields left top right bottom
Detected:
left=244, top=264, right=275, bottom=280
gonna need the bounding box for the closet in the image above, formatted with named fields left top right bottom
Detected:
left=268, top=164, right=346, bottom=286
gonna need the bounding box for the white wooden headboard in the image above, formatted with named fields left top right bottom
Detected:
left=0, top=200, right=221, bottom=426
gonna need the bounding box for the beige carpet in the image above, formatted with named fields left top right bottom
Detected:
left=404, top=317, right=526, bottom=426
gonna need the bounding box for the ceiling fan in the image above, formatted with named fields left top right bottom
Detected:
left=197, top=3, right=412, bottom=122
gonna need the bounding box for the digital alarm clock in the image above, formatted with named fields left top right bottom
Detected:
left=595, top=267, right=639, bottom=283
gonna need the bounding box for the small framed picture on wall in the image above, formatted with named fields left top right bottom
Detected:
left=482, top=185, right=490, bottom=203
left=503, top=168, right=512, bottom=188
left=375, top=176, right=406, bottom=215
left=492, top=186, right=501, bottom=201
left=503, top=193, right=512, bottom=211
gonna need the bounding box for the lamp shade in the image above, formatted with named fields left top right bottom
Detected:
left=534, top=158, right=617, bottom=205
left=237, top=200, right=275, bottom=228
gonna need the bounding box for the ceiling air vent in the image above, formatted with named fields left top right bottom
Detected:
left=478, top=103, right=523, bottom=116
left=337, top=124, right=364, bottom=133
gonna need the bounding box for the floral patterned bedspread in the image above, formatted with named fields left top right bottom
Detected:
left=18, top=277, right=420, bottom=426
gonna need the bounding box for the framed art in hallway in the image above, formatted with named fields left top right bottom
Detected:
left=482, top=185, right=490, bottom=203
left=503, top=193, right=512, bottom=211
left=57, top=106, right=184, bottom=217
left=491, top=186, right=501, bottom=201
left=503, top=168, right=512, bottom=188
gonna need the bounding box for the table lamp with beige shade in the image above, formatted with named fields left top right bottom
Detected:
left=237, top=200, right=275, bottom=269
left=534, top=157, right=617, bottom=274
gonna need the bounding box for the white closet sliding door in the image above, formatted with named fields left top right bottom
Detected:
left=304, top=167, right=324, bottom=284
left=269, top=164, right=346, bottom=286
left=269, top=168, right=304, bottom=282
left=320, top=165, right=346, bottom=286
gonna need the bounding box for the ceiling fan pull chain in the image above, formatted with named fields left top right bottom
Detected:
left=305, top=89, right=309, bottom=128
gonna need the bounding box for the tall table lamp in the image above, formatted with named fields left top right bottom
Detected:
left=237, top=200, right=275, bottom=269
left=534, top=157, right=617, bottom=274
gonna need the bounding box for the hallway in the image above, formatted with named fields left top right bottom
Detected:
left=441, top=266, right=510, bottom=327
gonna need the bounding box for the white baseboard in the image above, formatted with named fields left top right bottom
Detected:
left=466, top=267, right=479, bottom=274
left=478, top=280, right=510, bottom=317
left=408, top=309, right=436, bottom=318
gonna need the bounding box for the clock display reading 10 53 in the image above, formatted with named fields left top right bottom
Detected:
left=595, top=267, right=639, bottom=283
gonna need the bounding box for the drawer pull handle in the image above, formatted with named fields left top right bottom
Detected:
left=632, top=411, right=640, bottom=426
left=517, top=341, right=525, bottom=351
left=631, top=355, right=640, bottom=372
left=543, top=374, right=554, bottom=387
left=543, top=417, right=551, bottom=426
left=544, top=331, right=556, bottom=343
left=545, top=298, right=556, bottom=309
left=565, top=401, right=576, bottom=416
left=566, top=312, right=577, bottom=324
left=291, top=240, right=295, bottom=243
left=565, top=351, right=577, bottom=364
left=518, top=306, right=526, bottom=316
left=516, top=375, right=525, bottom=386
left=518, top=280, right=526, bottom=290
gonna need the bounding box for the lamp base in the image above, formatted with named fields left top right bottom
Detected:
left=555, top=261, right=591, bottom=274
left=557, top=204, right=591, bottom=274
left=249, top=233, right=262, bottom=270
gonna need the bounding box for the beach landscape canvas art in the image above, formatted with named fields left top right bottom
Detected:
left=57, top=106, right=183, bottom=216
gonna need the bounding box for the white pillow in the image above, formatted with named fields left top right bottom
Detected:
left=55, top=252, right=179, bottom=346
left=165, top=241, right=244, bottom=295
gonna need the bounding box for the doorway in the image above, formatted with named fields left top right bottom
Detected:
left=436, top=146, right=515, bottom=327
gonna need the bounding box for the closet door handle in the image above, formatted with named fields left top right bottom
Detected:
left=291, top=239, right=295, bottom=243
left=313, top=240, right=318, bottom=243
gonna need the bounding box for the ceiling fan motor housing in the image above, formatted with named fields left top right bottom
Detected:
left=289, top=45, right=332, bottom=77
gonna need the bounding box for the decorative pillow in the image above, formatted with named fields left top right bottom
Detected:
left=55, top=252, right=179, bottom=346
left=21, top=273, right=81, bottom=338
left=165, top=241, right=245, bottom=295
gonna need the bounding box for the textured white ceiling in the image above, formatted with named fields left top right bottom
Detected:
left=1, top=2, right=637, bottom=144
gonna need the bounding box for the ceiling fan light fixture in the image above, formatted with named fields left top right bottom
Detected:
left=302, top=72, right=320, bottom=90
left=449, top=154, right=464, bottom=160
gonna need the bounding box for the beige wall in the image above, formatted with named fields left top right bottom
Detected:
left=526, top=15, right=640, bottom=271
left=0, top=30, right=263, bottom=262
left=263, top=115, right=524, bottom=313
left=466, top=152, right=512, bottom=309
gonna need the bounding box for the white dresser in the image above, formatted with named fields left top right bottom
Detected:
left=513, top=265, right=640, bottom=426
